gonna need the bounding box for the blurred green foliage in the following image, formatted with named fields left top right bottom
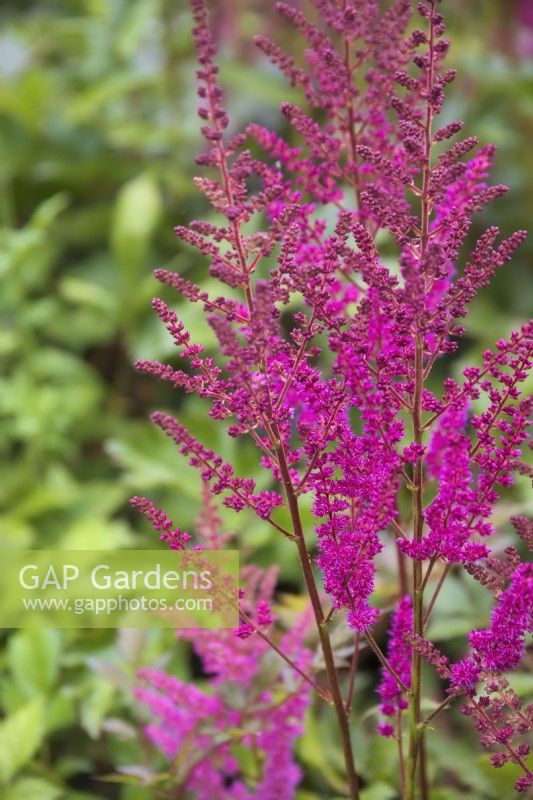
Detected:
left=0, top=0, right=531, bottom=797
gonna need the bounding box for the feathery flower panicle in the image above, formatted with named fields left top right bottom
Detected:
left=136, top=489, right=312, bottom=799
left=377, top=596, right=413, bottom=735
left=511, top=515, right=533, bottom=551
left=466, top=562, right=533, bottom=675
left=180, top=562, right=279, bottom=686
left=414, top=560, right=533, bottom=793
left=132, top=0, right=533, bottom=796
left=129, top=496, right=190, bottom=549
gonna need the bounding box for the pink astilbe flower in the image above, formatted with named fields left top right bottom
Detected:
left=462, top=562, right=533, bottom=676
left=416, top=399, right=482, bottom=563
left=413, top=558, right=533, bottom=794
left=136, top=481, right=313, bottom=799
left=132, top=0, right=533, bottom=796
left=176, top=483, right=280, bottom=685
left=129, top=496, right=190, bottom=549
left=377, top=596, right=413, bottom=736
left=180, top=563, right=278, bottom=685
left=313, top=427, right=401, bottom=631
left=139, top=622, right=312, bottom=799
left=511, top=515, right=533, bottom=551
left=138, top=661, right=310, bottom=800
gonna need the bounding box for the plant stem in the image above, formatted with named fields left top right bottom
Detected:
left=406, top=2, right=437, bottom=795
left=418, top=732, right=430, bottom=800
left=423, top=563, right=451, bottom=628
left=420, top=694, right=454, bottom=728
left=366, top=630, right=410, bottom=694
left=397, top=707, right=406, bottom=798
left=397, top=539, right=409, bottom=597
left=345, top=633, right=360, bottom=714
left=406, top=334, right=426, bottom=800
left=276, top=441, right=360, bottom=800
left=238, top=608, right=332, bottom=701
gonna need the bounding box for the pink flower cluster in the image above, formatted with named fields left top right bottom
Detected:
left=132, top=0, right=532, bottom=796
left=377, top=596, right=413, bottom=737
left=136, top=486, right=312, bottom=799
left=454, top=561, right=533, bottom=683
left=136, top=657, right=310, bottom=800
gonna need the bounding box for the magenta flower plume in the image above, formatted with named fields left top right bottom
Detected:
left=130, top=496, right=190, bottom=549
left=468, top=562, right=533, bottom=674
left=377, top=596, right=413, bottom=736
left=137, top=575, right=312, bottom=800
left=131, top=0, right=533, bottom=796
left=137, top=664, right=310, bottom=800
left=135, top=481, right=313, bottom=799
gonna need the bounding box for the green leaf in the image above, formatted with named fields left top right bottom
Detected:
left=66, top=74, right=153, bottom=125
left=425, top=616, right=479, bottom=641
left=358, top=733, right=398, bottom=786
left=117, top=628, right=150, bottom=666
left=58, top=276, right=117, bottom=314
left=430, top=735, right=493, bottom=796
left=7, top=629, right=62, bottom=697
left=29, top=193, right=69, bottom=231
left=46, top=690, right=77, bottom=734
left=80, top=678, right=116, bottom=739
left=297, top=710, right=349, bottom=794
left=111, top=172, right=161, bottom=305
left=60, top=517, right=134, bottom=550
left=0, top=517, right=33, bottom=549
left=67, top=794, right=106, bottom=800
left=431, top=792, right=478, bottom=800
left=361, top=784, right=397, bottom=800
left=0, top=697, right=45, bottom=783
left=106, top=423, right=199, bottom=496
left=4, top=777, right=63, bottom=800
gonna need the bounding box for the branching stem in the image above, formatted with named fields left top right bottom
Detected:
left=275, top=438, right=360, bottom=800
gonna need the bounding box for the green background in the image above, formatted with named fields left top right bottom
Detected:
left=0, top=1, right=531, bottom=798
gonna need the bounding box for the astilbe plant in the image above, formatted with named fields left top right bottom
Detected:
left=132, top=1, right=533, bottom=797
left=135, top=486, right=314, bottom=800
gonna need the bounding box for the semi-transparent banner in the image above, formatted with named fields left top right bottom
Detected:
left=0, top=550, right=239, bottom=628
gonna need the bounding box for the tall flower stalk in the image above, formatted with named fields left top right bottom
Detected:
left=133, top=1, right=532, bottom=797
left=406, top=5, right=438, bottom=792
